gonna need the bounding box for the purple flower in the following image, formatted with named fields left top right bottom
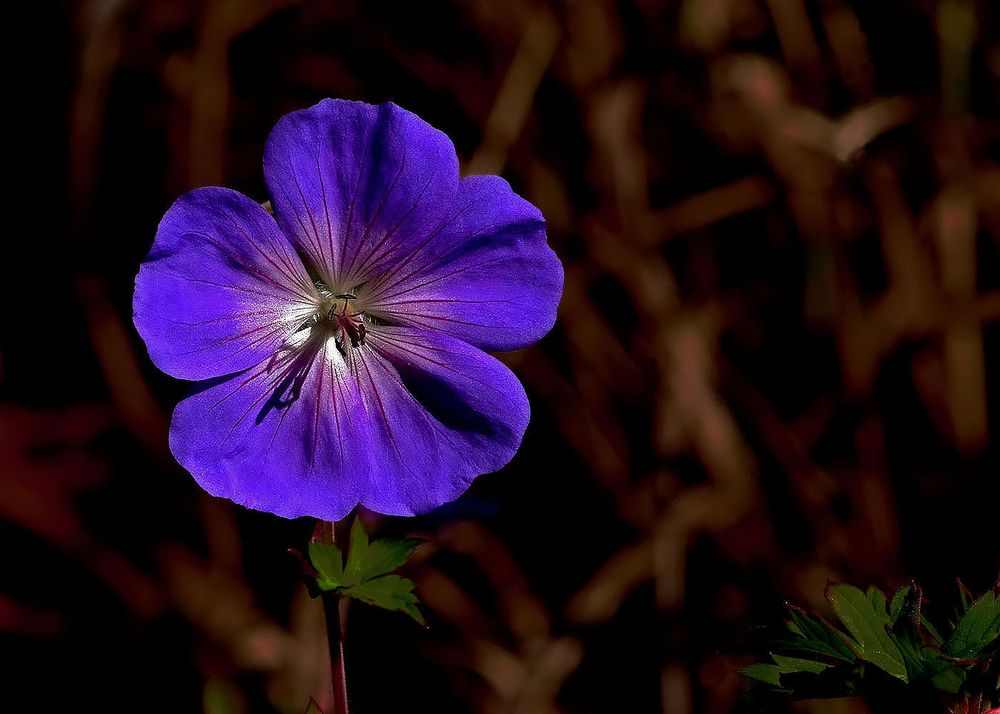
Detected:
left=133, top=100, right=562, bottom=520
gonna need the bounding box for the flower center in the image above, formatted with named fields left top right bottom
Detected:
left=304, top=277, right=386, bottom=355
left=325, top=292, right=367, bottom=349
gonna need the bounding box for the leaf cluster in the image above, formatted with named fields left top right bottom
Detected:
left=740, top=582, right=1000, bottom=707
left=307, top=520, right=425, bottom=626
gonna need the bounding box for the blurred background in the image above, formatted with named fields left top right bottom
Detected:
left=4, top=0, right=1000, bottom=711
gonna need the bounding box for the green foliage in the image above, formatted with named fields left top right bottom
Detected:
left=740, top=581, right=1000, bottom=707
left=944, top=591, right=1000, bottom=660
left=826, top=583, right=908, bottom=682
left=341, top=574, right=425, bottom=626
left=740, top=663, right=783, bottom=687
left=889, top=585, right=912, bottom=623
left=308, top=520, right=425, bottom=626
left=780, top=606, right=857, bottom=662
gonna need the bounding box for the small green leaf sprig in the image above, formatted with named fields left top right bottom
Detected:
left=306, top=519, right=426, bottom=626
left=740, top=581, right=1000, bottom=709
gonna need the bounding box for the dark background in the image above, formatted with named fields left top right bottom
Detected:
left=3, top=0, right=999, bottom=712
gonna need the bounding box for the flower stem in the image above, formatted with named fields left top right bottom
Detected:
left=313, top=519, right=349, bottom=714
left=323, top=592, right=349, bottom=714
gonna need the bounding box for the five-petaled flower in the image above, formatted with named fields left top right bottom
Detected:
left=133, top=99, right=563, bottom=520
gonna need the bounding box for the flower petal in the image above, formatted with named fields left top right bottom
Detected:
left=263, top=99, right=459, bottom=289
left=362, top=175, right=564, bottom=351
left=133, top=187, right=319, bottom=380
left=263, top=100, right=562, bottom=351
left=358, top=326, right=530, bottom=515
left=169, top=332, right=370, bottom=521
left=168, top=326, right=529, bottom=520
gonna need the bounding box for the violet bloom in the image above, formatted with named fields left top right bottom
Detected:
left=134, top=100, right=562, bottom=520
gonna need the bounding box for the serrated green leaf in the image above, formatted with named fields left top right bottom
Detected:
left=771, top=653, right=831, bottom=675
left=827, top=583, right=908, bottom=682
left=362, top=538, right=420, bottom=580
left=739, top=663, right=783, bottom=686
left=944, top=591, right=1000, bottom=659
left=340, top=520, right=420, bottom=586
left=894, top=618, right=967, bottom=694
left=778, top=607, right=857, bottom=663
left=309, top=521, right=425, bottom=624
left=342, top=519, right=371, bottom=586
left=342, top=575, right=426, bottom=626
left=308, top=541, right=345, bottom=591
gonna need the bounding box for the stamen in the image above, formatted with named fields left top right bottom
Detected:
left=311, top=287, right=369, bottom=352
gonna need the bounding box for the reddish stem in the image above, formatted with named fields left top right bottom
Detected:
left=313, top=519, right=349, bottom=714
left=323, top=593, right=349, bottom=714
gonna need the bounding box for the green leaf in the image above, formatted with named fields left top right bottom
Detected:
left=920, top=614, right=946, bottom=645
left=771, top=653, right=831, bottom=675
left=342, top=575, right=426, bottom=626
left=308, top=521, right=425, bottom=623
left=890, top=586, right=912, bottom=624
left=827, top=583, right=909, bottom=682
left=929, top=665, right=966, bottom=694
left=304, top=699, right=325, bottom=714
left=341, top=519, right=421, bottom=586
left=342, top=519, right=370, bottom=586
left=739, top=663, right=783, bottom=687
left=894, top=618, right=967, bottom=694
left=362, top=537, right=421, bottom=581
left=308, top=541, right=345, bottom=591
left=957, top=580, right=973, bottom=612
left=944, top=590, right=1000, bottom=659
left=867, top=587, right=890, bottom=621
left=778, top=606, right=857, bottom=663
